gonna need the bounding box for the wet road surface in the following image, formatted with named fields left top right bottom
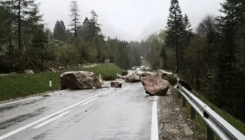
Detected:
left=0, top=83, right=159, bottom=140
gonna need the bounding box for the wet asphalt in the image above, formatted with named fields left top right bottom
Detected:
left=0, top=82, right=155, bottom=140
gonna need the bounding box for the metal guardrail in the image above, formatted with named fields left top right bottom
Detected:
left=177, top=83, right=245, bottom=140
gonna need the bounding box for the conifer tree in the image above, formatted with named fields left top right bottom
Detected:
left=54, top=20, right=66, bottom=42
left=164, top=0, right=184, bottom=73
left=69, top=1, right=80, bottom=38
left=216, top=0, right=242, bottom=107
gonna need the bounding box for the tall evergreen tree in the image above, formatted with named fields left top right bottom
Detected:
left=53, top=20, right=66, bottom=42
left=90, top=10, right=101, bottom=37
left=181, top=14, right=192, bottom=70
left=69, top=1, right=80, bottom=38
left=216, top=0, right=242, bottom=107
left=164, top=0, right=184, bottom=73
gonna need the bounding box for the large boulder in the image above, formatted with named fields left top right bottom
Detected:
left=60, top=71, right=102, bottom=90
left=141, top=72, right=155, bottom=77
left=125, top=71, right=140, bottom=83
left=141, top=75, right=169, bottom=96
left=111, top=79, right=124, bottom=88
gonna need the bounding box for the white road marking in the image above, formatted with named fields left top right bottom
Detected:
left=33, top=111, right=70, bottom=129
left=103, top=89, right=114, bottom=95
left=81, top=89, right=114, bottom=106
left=151, top=101, right=159, bottom=140
left=0, top=89, right=114, bottom=140
left=81, top=97, right=99, bottom=106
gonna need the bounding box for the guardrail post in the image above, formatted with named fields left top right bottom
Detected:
left=191, top=107, right=195, bottom=119
left=207, top=126, right=214, bottom=140
left=182, top=97, right=186, bottom=107
left=177, top=90, right=181, bottom=99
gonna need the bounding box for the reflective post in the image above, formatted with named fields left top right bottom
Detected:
left=49, top=79, right=52, bottom=88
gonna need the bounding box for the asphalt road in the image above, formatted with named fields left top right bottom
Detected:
left=0, top=82, right=159, bottom=140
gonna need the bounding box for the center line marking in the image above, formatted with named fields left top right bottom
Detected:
left=81, top=97, right=99, bottom=106
left=0, top=89, right=114, bottom=140
left=103, top=90, right=114, bottom=95
left=33, top=111, right=70, bottom=129
left=151, top=100, right=159, bottom=140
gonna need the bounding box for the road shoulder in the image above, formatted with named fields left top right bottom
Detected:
left=158, top=87, right=199, bottom=140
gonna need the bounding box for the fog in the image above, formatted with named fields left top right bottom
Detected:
left=38, top=0, right=224, bottom=41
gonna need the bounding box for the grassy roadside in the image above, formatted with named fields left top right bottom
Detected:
left=173, top=88, right=245, bottom=139
left=0, top=63, right=123, bottom=101
left=81, top=63, right=123, bottom=80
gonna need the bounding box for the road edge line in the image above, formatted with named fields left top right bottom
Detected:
left=151, top=100, right=159, bottom=140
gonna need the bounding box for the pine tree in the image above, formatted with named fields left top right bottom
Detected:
left=69, top=1, right=80, bottom=38
left=181, top=14, right=192, bottom=70
left=54, top=20, right=66, bottom=42
left=90, top=10, right=101, bottom=37
left=216, top=0, right=242, bottom=107
left=0, top=0, right=46, bottom=71
left=164, top=0, right=184, bottom=73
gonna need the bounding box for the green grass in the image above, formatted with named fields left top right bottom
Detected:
left=0, top=63, right=123, bottom=101
left=192, top=90, right=245, bottom=135
left=0, top=72, right=61, bottom=101
left=173, top=89, right=245, bottom=140
left=81, top=63, right=123, bottom=80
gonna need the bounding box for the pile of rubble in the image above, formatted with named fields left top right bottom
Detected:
left=59, top=69, right=177, bottom=96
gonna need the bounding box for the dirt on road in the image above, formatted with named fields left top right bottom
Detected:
left=159, top=87, right=202, bottom=140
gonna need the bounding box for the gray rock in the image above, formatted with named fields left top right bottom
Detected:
left=125, top=71, right=140, bottom=83
left=110, top=80, right=123, bottom=88
left=24, top=70, right=34, bottom=74
left=141, top=75, right=169, bottom=96
left=60, top=71, right=102, bottom=90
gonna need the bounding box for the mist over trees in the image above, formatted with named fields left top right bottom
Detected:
left=0, top=0, right=144, bottom=73
left=1, top=0, right=245, bottom=122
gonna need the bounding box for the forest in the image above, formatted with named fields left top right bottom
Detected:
left=0, top=0, right=151, bottom=73
left=160, top=0, right=245, bottom=122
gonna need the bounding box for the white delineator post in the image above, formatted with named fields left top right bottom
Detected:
left=99, top=74, right=102, bottom=83
left=151, top=100, right=159, bottom=140
left=49, top=79, right=52, bottom=88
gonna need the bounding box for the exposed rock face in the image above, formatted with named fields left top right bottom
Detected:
left=110, top=79, right=123, bottom=88
left=60, top=71, right=102, bottom=90
left=125, top=71, right=140, bottom=83
left=24, top=70, right=34, bottom=74
left=141, top=75, right=169, bottom=96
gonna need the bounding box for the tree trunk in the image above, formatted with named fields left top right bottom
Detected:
left=18, top=0, right=21, bottom=50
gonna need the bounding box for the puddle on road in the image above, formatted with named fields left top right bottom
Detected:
left=0, top=107, right=45, bottom=129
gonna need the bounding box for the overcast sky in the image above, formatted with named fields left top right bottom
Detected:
left=37, top=0, right=224, bottom=41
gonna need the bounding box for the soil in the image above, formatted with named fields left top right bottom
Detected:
left=159, top=87, right=200, bottom=140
